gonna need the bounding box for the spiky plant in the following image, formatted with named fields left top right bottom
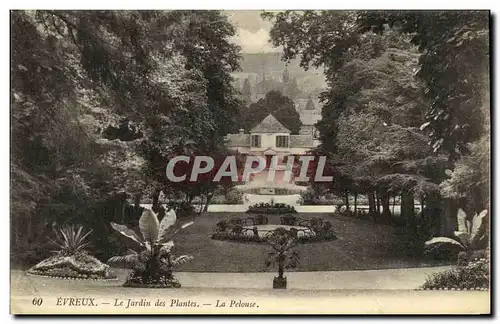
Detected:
left=27, top=224, right=115, bottom=280
left=48, top=224, right=93, bottom=255
left=425, top=208, right=488, bottom=262
left=108, top=208, right=193, bottom=288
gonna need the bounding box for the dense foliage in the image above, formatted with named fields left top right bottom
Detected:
left=421, top=258, right=489, bottom=290
left=11, top=10, right=243, bottom=264
left=239, top=90, right=303, bottom=134
left=263, top=11, right=490, bottom=254
left=247, top=202, right=297, bottom=214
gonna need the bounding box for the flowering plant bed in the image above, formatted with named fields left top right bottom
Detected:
left=211, top=218, right=338, bottom=244
left=27, top=251, right=116, bottom=280
left=421, top=258, right=489, bottom=290
left=246, top=202, right=297, bottom=214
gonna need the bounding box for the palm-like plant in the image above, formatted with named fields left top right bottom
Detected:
left=108, top=208, right=193, bottom=287
left=28, top=224, right=115, bottom=280
left=425, top=208, right=488, bottom=262
left=265, top=227, right=300, bottom=289
left=48, top=224, right=93, bottom=255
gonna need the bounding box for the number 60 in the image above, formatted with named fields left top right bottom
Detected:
left=32, top=297, right=43, bottom=306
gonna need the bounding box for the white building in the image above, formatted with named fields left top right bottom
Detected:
left=225, top=114, right=320, bottom=157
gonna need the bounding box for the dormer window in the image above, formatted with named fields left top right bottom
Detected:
left=276, top=135, right=289, bottom=148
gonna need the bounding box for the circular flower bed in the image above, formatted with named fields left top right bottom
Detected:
left=27, top=251, right=117, bottom=280
left=211, top=216, right=337, bottom=244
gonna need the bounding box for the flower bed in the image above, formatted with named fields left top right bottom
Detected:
left=211, top=228, right=337, bottom=244
left=26, top=251, right=116, bottom=280
left=421, top=258, right=489, bottom=290
left=246, top=202, right=297, bottom=214
left=211, top=214, right=338, bottom=245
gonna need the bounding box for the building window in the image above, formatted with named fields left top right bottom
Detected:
left=276, top=135, right=289, bottom=148
left=251, top=135, right=261, bottom=148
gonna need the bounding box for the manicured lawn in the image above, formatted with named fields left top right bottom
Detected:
left=168, top=212, right=446, bottom=272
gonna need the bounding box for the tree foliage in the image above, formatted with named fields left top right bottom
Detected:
left=264, top=10, right=489, bottom=239
left=11, top=10, right=243, bottom=262
left=241, top=90, right=302, bottom=134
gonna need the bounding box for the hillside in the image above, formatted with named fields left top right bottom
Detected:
left=233, top=53, right=327, bottom=95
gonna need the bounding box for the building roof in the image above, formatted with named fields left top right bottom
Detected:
left=250, top=114, right=291, bottom=133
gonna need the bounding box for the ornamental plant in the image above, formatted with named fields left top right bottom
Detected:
left=108, top=208, right=193, bottom=288
left=425, top=208, right=488, bottom=262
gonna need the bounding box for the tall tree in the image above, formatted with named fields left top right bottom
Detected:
left=241, top=78, right=252, bottom=102
left=242, top=90, right=302, bottom=134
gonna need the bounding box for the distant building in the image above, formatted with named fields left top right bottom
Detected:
left=226, top=112, right=321, bottom=178
left=293, top=98, right=321, bottom=112
left=226, top=114, right=322, bottom=185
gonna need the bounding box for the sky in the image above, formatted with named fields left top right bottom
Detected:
left=226, top=10, right=282, bottom=53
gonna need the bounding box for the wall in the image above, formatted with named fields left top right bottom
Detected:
left=250, top=132, right=290, bottom=152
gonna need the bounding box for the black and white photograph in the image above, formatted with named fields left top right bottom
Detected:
left=9, top=8, right=491, bottom=314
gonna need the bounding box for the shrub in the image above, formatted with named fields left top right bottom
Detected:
left=299, top=188, right=316, bottom=205
left=252, top=226, right=259, bottom=238
left=231, top=224, right=243, bottom=235
left=166, top=201, right=195, bottom=218
left=421, top=258, right=489, bottom=290
left=247, top=202, right=297, bottom=214
left=225, top=189, right=244, bottom=204
left=281, top=215, right=297, bottom=225
left=211, top=232, right=266, bottom=244
left=309, top=217, right=324, bottom=231
left=254, top=214, right=269, bottom=225
left=425, top=209, right=488, bottom=262
left=215, top=220, right=228, bottom=232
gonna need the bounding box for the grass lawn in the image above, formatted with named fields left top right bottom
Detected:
left=167, top=212, right=447, bottom=272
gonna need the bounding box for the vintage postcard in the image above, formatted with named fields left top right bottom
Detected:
left=10, top=9, right=490, bottom=315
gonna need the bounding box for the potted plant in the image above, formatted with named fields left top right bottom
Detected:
left=265, top=227, right=300, bottom=289
left=108, top=208, right=193, bottom=288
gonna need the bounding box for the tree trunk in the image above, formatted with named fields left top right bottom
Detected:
left=354, top=193, right=358, bottom=214
left=381, top=193, right=391, bottom=222
left=120, top=200, right=126, bottom=224
left=376, top=195, right=381, bottom=215
left=278, top=256, right=284, bottom=279
left=440, top=198, right=458, bottom=236
left=368, top=191, right=376, bottom=215
left=152, top=188, right=162, bottom=213
left=203, top=193, right=214, bottom=212
left=367, top=191, right=377, bottom=219
left=134, top=193, right=142, bottom=209
left=419, top=195, right=425, bottom=222
left=392, top=196, right=396, bottom=215
left=401, top=192, right=415, bottom=226
left=344, top=189, right=350, bottom=212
